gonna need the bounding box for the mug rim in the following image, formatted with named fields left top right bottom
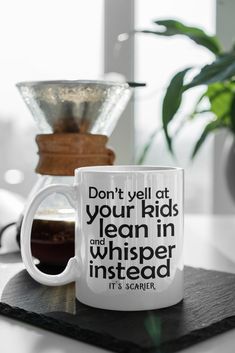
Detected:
left=75, top=165, right=183, bottom=174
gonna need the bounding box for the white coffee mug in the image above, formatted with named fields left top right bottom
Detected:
left=21, top=166, right=184, bottom=311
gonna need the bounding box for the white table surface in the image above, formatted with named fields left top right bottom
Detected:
left=0, top=214, right=235, bottom=353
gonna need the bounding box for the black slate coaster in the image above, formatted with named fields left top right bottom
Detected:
left=0, top=266, right=235, bottom=353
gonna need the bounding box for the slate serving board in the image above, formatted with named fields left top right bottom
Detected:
left=0, top=266, right=235, bottom=353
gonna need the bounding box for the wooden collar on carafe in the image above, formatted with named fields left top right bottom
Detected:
left=35, top=133, right=115, bottom=176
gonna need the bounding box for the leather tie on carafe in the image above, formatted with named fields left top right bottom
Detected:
left=35, top=133, right=115, bottom=176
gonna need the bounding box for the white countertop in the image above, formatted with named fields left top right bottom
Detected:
left=0, top=214, right=235, bottom=353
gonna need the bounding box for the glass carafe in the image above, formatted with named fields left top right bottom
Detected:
left=16, top=80, right=132, bottom=268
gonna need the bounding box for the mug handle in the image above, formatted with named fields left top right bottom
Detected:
left=21, top=184, right=80, bottom=286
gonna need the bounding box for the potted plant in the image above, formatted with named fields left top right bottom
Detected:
left=134, top=19, right=235, bottom=199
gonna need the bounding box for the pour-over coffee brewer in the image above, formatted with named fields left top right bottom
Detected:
left=16, top=80, right=132, bottom=268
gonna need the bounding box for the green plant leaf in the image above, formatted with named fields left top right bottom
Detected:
left=206, top=82, right=235, bottom=120
left=186, top=52, right=235, bottom=89
left=140, top=19, right=221, bottom=54
left=190, top=83, right=233, bottom=158
left=230, top=95, right=235, bottom=133
left=162, top=68, right=191, bottom=153
left=191, top=120, right=225, bottom=158
left=190, top=82, right=235, bottom=123
left=189, top=91, right=208, bottom=118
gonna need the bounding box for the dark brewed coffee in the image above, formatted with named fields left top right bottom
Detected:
left=31, top=218, right=75, bottom=266
left=32, top=218, right=74, bottom=243
left=17, top=217, right=75, bottom=267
